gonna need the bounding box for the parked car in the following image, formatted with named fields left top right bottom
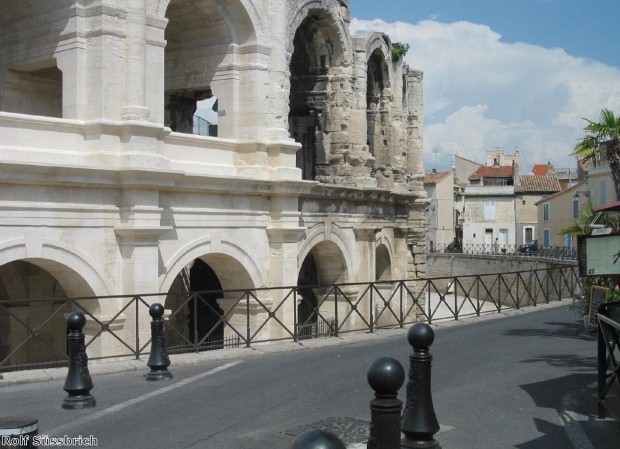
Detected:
left=518, top=240, right=539, bottom=253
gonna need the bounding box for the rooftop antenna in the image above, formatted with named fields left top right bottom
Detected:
left=432, top=147, right=441, bottom=168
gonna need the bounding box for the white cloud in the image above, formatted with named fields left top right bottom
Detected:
left=351, top=18, right=620, bottom=172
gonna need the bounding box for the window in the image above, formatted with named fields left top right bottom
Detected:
left=484, top=200, right=496, bottom=221
left=565, top=234, right=573, bottom=252
left=543, top=229, right=550, bottom=248
left=573, top=196, right=579, bottom=219
left=543, top=203, right=550, bottom=222
left=600, top=181, right=607, bottom=205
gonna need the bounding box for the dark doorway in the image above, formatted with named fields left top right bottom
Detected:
left=188, top=259, right=224, bottom=348
left=297, top=252, right=319, bottom=337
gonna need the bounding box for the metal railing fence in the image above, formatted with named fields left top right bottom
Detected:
left=430, top=243, right=577, bottom=259
left=0, top=265, right=579, bottom=372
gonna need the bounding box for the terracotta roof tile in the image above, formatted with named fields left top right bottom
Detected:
left=424, top=170, right=452, bottom=184
left=468, top=165, right=514, bottom=180
left=516, top=175, right=561, bottom=192
left=531, top=164, right=555, bottom=176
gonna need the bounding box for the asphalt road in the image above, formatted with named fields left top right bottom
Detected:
left=1, top=304, right=619, bottom=449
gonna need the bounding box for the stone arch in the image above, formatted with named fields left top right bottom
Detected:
left=163, top=0, right=264, bottom=136
left=375, top=244, right=392, bottom=281
left=366, top=33, right=394, bottom=187
left=287, top=1, right=352, bottom=67
left=0, top=237, right=110, bottom=300
left=287, top=2, right=353, bottom=181
left=161, top=236, right=263, bottom=294
left=154, top=0, right=265, bottom=40
left=298, top=224, right=353, bottom=285
left=161, top=237, right=262, bottom=351
left=0, top=236, right=112, bottom=368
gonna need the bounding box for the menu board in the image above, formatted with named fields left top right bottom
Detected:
left=588, top=286, right=610, bottom=327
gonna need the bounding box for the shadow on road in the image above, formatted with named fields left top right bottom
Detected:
left=502, top=319, right=596, bottom=341
left=519, top=373, right=620, bottom=448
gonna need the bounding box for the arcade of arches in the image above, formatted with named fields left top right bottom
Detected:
left=0, top=0, right=426, bottom=368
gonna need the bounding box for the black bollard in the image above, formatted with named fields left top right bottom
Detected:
left=145, top=303, right=173, bottom=381
left=401, top=323, right=440, bottom=449
left=367, top=357, right=405, bottom=449
left=62, top=312, right=96, bottom=409
left=292, top=429, right=346, bottom=449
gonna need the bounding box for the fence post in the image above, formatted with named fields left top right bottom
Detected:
left=401, top=323, right=440, bottom=449
left=334, top=287, right=339, bottom=338
left=135, top=296, right=140, bottom=360
left=293, top=289, right=298, bottom=343
left=597, top=317, right=607, bottom=419
left=370, top=283, right=375, bottom=333
left=62, top=312, right=96, bottom=409
left=246, top=291, right=251, bottom=348
left=193, top=294, right=198, bottom=352
left=399, top=281, right=404, bottom=328
left=367, top=357, right=405, bottom=449
left=146, top=303, right=173, bottom=381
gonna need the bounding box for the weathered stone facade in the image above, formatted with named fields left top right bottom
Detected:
left=0, top=0, right=425, bottom=361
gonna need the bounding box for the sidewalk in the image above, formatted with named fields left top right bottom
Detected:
left=0, top=300, right=566, bottom=387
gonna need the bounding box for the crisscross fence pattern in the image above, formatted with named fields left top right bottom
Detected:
left=431, top=243, right=577, bottom=259
left=0, top=265, right=579, bottom=372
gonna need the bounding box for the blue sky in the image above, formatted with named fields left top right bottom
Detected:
left=351, top=0, right=620, bottom=173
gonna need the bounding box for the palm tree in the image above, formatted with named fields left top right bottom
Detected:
left=572, top=108, right=620, bottom=202
left=560, top=201, right=615, bottom=237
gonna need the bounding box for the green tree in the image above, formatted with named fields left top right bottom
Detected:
left=572, top=108, right=620, bottom=202
left=391, top=42, right=410, bottom=61
left=560, top=201, right=617, bottom=237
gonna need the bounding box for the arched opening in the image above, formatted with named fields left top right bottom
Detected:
left=163, top=0, right=256, bottom=137
left=164, top=253, right=255, bottom=351
left=296, top=241, right=348, bottom=338
left=164, top=0, right=224, bottom=134
left=288, top=12, right=344, bottom=180
left=165, top=258, right=224, bottom=351
left=367, top=48, right=391, bottom=185
left=296, top=252, right=319, bottom=337
left=375, top=244, right=392, bottom=281
left=0, top=260, right=96, bottom=371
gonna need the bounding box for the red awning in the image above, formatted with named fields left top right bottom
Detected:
left=596, top=201, right=620, bottom=212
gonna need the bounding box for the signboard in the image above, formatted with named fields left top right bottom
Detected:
left=588, top=286, right=610, bottom=327
left=578, top=234, right=620, bottom=277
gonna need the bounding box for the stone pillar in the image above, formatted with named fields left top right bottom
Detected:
left=406, top=71, right=425, bottom=193
left=210, top=60, right=239, bottom=139
left=353, top=228, right=376, bottom=282
left=266, top=226, right=304, bottom=337
left=122, top=0, right=150, bottom=120
left=55, top=48, right=87, bottom=120
left=266, top=0, right=292, bottom=140
left=144, top=12, right=167, bottom=124
left=114, top=186, right=171, bottom=349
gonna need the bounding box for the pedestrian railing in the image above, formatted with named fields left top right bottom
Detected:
left=0, top=265, right=579, bottom=372
left=597, top=303, right=620, bottom=418
left=430, top=243, right=577, bottom=259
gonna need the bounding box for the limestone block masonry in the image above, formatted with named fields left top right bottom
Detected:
left=0, top=0, right=426, bottom=361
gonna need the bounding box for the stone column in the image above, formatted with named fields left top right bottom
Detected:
left=122, top=0, right=150, bottom=120
left=266, top=226, right=304, bottom=338
left=406, top=71, right=425, bottom=192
